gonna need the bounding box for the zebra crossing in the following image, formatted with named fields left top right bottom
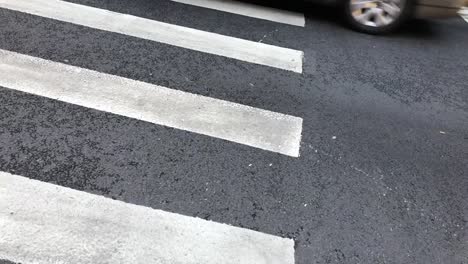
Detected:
left=0, top=49, right=302, bottom=157
left=1, top=171, right=294, bottom=264
left=0, top=0, right=306, bottom=263
left=171, top=0, right=306, bottom=26
left=0, top=0, right=303, bottom=73
left=460, top=7, right=468, bottom=22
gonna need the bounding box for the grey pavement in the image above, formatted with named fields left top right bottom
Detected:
left=0, top=0, right=467, bottom=263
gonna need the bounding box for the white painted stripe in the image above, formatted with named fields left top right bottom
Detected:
left=171, top=0, right=305, bottom=27
left=0, top=0, right=303, bottom=73
left=460, top=8, right=468, bottom=22
left=0, top=49, right=303, bottom=157
left=0, top=171, right=295, bottom=264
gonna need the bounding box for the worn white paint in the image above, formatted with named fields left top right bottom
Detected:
left=0, top=171, right=295, bottom=264
left=0, top=49, right=303, bottom=157
left=0, top=0, right=303, bottom=73
left=172, top=0, right=305, bottom=27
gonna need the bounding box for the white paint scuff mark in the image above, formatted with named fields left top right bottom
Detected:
left=0, top=171, right=295, bottom=264
left=0, top=0, right=303, bottom=73
left=0, top=49, right=303, bottom=157
left=171, top=0, right=305, bottom=27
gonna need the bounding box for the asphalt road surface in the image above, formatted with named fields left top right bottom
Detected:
left=1, top=0, right=467, bottom=263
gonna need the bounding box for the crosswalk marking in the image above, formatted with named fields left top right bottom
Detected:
left=0, top=0, right=303, bottom=73
left=0, top=49, right=303, bottom=157
left=172, top=0, right=305, bottom=27
left=0, top=171, right=295, bottom=264
left=460, top=8, right=468, bottom=22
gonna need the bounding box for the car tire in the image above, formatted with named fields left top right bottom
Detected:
left=343, top=0, right=414, bottom=34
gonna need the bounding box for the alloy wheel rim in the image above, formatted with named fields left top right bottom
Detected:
left=350, top=0, right=404, bottom=27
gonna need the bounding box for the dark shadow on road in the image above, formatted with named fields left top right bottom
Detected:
left=393, top=19, right=438, bottom=39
